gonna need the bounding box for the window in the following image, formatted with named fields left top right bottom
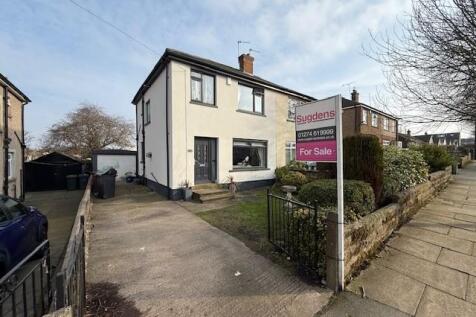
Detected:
left=288, top=98, right=305, bottom=121
left=371, top=112, right=378, bottom=127
left=362, top=109, right=368, bottom=124
left=383, top=117, right=389, bottom=130
left=1, top=196, right=27, bottom=219
left=7, top=152, right=14, bottom=179
left=191, top=71, right=215, bottom=105
left=238, top=84, right=264, bottom=114
left=389, top=120, right=395, bottom=132
left=233, top=139, right=267, bottom=169
left=285, top=142, right=296, bottom=164
left=383, top=140, right=391, bottom=146
left=145, top=100, right=151, bottom=125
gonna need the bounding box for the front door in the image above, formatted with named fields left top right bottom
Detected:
left=194, top=138, right=217, bottom=183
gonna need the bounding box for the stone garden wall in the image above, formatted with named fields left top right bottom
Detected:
left=344, top=166, right=451, bottom=280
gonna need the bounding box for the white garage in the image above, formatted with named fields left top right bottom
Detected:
left=92, top=150, right=136, bottom=179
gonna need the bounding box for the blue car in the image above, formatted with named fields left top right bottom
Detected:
left=0, top=196, right=48, bottom=277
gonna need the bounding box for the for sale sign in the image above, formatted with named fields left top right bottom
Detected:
left=295, top=96, right=341, bottom=162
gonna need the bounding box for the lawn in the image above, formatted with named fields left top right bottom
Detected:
left=197, top=188, right=294, bottom=271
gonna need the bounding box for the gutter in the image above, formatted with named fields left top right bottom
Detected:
left=2, top=85, right=9, bottom=196
left=165, top=63, right=170, bottom=199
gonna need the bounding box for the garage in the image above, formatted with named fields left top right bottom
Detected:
left=25, top=152, right=83, bottom=191
left=92, top=149, right=136, bottom=179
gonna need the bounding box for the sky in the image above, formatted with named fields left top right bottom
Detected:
left=1, top=0, right=470, bottom=146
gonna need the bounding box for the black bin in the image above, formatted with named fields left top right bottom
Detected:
left=66, top=175, right=78, bottom=190
left=78, top=174, right=89, bottom=189
left=95, top=168, right=117, bottom=199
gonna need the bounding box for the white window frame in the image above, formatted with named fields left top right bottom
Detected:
left=285, top=141, right=296, bottom=164
left=371, top=112, right=378, bottom=127
left=362, top=109, right=368, bottom=124
left=383, top=140, right=391, bottom=146
left=145, top=100, right=151, bottom=125
left=383, top=117, right=389, bottom=130
left=7, top=151, right=14, bottom=179
left=287, top=98, right=304, bottom=121
left=232, top=139, right=267, bottom=169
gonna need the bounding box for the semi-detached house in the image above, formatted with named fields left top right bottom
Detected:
left=132, top=49, right=314, bottom=199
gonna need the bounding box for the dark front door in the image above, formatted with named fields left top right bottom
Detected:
left=194, top=138, right=217, bottom=183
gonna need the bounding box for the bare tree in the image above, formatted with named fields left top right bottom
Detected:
left=366, top=0, right=476, bottom=143
left=42, top=104, right=134, bottom=158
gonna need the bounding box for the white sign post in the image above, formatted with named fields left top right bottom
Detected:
left=295, top=95, right=344, bottom=290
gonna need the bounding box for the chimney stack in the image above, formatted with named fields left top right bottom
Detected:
left=239, top=53, right=254, bottom=74
left=351, top=89, right=359, bottom=102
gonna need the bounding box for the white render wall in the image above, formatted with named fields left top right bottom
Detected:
left=169, top=60, right=293, bottom=189
left=96, top=154, right=136, bottom=179
left=138, top=67, right=169, bottom=186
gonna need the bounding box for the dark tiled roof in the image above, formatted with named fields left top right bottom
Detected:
left=0, top=73, right=31, bottom=103
left=132, top=48, right=316, bottom=104
left=342, top=97, right=398, bottom=120
left=92, top=149, right=136, bottom=156
left=414, top=132, right=461, bottom=144
left=398, top=133, right=425, bottom=144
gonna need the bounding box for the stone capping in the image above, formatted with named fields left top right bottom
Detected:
left=344, top=166, right=452, bottom=281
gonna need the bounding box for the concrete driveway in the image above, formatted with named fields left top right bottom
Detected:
left=87, top=183, right=331, bottom=316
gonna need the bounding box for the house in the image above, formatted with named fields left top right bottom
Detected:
left=0, top=73, right=31, bottom=200
left=341, top=90, right=398, bottom=146
left=414, top=132, right=461, bottom=146
left=398, top=130, right=425, bottom=148
left=132, top=49, right=314, bottom=199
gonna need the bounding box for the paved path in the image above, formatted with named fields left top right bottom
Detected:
left=87, top=183, right=331, bottom=316
left=342, top=163, right=476, bottom=316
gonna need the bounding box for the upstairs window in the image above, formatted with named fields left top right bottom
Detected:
left=371, top=112, right=378, bottom=127
left=288, top=98, right=305, bottom=121
left=238, top=84, right=264, bottom=114
left=389, top=120, right=395, bottom=132
left=362, top=109, right=368, bottom=124
left=383, top=117, right=389, bottom=130
left=191, top=71, right=215, bottom=105
left=145, top=100, right=151, bottom=125
left=285, top=141, right=296, bottom=164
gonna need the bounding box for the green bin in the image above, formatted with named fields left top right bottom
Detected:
left=66, top=175, right=78, bottom=190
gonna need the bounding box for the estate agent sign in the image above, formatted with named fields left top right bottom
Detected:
left=295, top=95, right=345, bottom=291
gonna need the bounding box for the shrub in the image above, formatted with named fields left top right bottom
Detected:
left=287, top=160, right=307, bottom=171
left=382, top=146, right=428, bottom=201
left=280, top=171, right=308, bottom=188
left=412, top=144, right=454, bottom=172
left=275, top=166, right=289, bottom=183
left=297, top=179, right=375, bottom=222
left=343, top=135, right=384, bottom=204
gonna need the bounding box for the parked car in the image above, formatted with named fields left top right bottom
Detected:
left=0, top=196, right=48, bottom=277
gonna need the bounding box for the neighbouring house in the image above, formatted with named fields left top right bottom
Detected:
left=398, top=130, right=425, bottom=148
left=132, top=48, right=314, bottom=199
left=92, top=149, right=136, bottom=179
left=341, top=89, right=398, bottom=146
left=0, top=73, right=31, bottom=200
left=414, top=132, right=461, bottom=146
left=461, top=138, right=475, bottom=146
left=25, top=152, right=83, bottom=191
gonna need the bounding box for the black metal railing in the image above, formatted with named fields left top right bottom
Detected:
left=267, top=190, right=327, bottom=279
left=54, top=215, right=86, bottom=317
left=0, top=240, right=51, bottom=317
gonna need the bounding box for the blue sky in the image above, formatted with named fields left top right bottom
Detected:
left=6, top=0, right=464, bottom=146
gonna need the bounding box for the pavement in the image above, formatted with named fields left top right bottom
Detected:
left=25, top=189, right=84, bottom=269
left=87, top=183, right=331, bottom=317
left=322, top=162, right=476, bottom=317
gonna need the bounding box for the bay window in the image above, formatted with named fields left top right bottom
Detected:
left=191, top=70, right=215, bottom=105
left=233, top=139, right=267, bottom=169
left=238, top=84, right=264, bottom=114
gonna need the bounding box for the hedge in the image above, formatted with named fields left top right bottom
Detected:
left=412, top=144, right=454, bottom=172
left=297, top=179, right=375, bottom=222
left=343, top=135, right=384, bottom=204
